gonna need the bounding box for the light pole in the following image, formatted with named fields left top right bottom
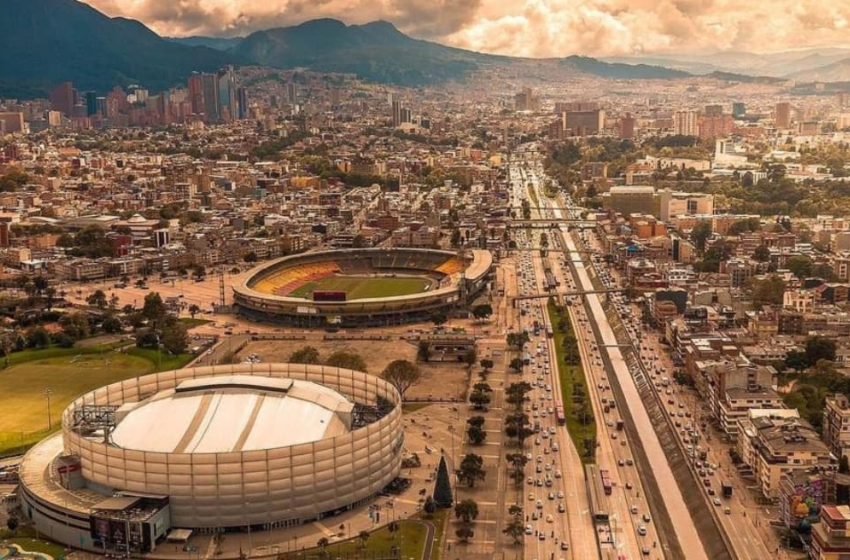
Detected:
left=44, top=387, right=53, bottom=430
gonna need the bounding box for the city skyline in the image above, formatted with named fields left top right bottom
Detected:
left=83, top=0, right=850, bottom=58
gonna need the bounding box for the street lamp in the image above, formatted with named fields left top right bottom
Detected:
left=44, top=387, right=53, bottom=430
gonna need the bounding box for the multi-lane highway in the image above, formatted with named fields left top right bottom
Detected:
left=511, top=161, right=664, bottom=560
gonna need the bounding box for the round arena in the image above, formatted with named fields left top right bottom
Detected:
left=233, top=248, right=494, bottom=326
left=18, top=364, right=404, bottom=554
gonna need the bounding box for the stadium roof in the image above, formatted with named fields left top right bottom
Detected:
left=111, top=376, right=352, bottom=453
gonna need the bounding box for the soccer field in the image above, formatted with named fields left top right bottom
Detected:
left=289, top=275, right=433, bottom=300
left=0, top=353, right=151, bottom=435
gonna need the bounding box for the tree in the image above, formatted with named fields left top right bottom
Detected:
left=509, top=357, right=523, bottom=372
left=142, top=292, right=168, bottom=329
left=469, top=390, right=491, bottom=409
left=193, top=264, right=206, bottom=279
left=352, top=234, right=366, bottom=248
left=289, top=345, right=321, bottom=364
left=749, top=275, right=786, bottom=310
left=60, top=312, right=90, bottom=340
left=457, top=453, right=486, bottom=487
left=454, top=499, right=479, bottom=523
left=188, top=304, right=201, bottom=319
left=455, top=525, right=474, bottom=543
left=86, top=289, right=108, bottom=309
left=433, top=455, right=453, bottom=508
left=27, top=327, right=50, bottom=349
left=423, top=495, right=437, bottom=517
left=161, top=321, right=189, bottom=355
left=417, top=340, right=432, bottom=362
left=805, top=336, right=837, bottom=366
left=471, top=304, right=493, bottom=321
left=505, top=382, right=532, bottom=409
left=461, top=347, right=478, bottom=368
left=243, top=251, right=258, bottom=263
left=431, top=312, right=448, bottom=327
left=785, top=349, right=808, bottom=373
left=689, top=222, right=712, bottom=253
left=44, top=287, right=57, bottom=311
left=786, top=255, right=814, bottom=279
left=450, top=228, right=462, bottom=247
left=753, top=245, right=771, bottom=262
left=325, top=350, right=367, bottom=372
left=506, top=331, right=530, bottom=349
left=503, top=518, right=524, bottom=545
left=381, top=360, right=421, bottom=399
left=467, top=425, right=486, bottom=445
left=101, top=315, right=123, bottom=334
left=6, top=517, right=18, bottom=533
left=467, top=415, right=485, bottom=428
left=358, top=530, right=370, bottom=549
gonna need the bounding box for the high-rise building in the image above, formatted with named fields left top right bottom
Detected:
left=732, top=102, right=746, bottom=118
left=562, top=109, right=605, bottom=136
left=50, top=82, right=75, bottom=116
left=201, top=73, right=220, bottom=122
left=237, top=88, right=248, bottom=120
left=673, top=110, right=699, bottom=136
left=286, top=82, right=297, bottom=104
left=699, top=115, right=735, bottom=140
left=775, top=102, right=792, bottom=129
left=188, top=74, right=205, bottom=116
left=704, top=104, right=724, bottom=117
left=618, top=112, right=635, bottom=139
left=218, top=66, right=237, bottom=121
left=555, top=101, right=598, bottom=113
left=0, top=113, right=24, bottom=133
left=85, top=92, right=99, bottom=116
left=514, top=88, right=538, bottom=112
left=391, top=100, right=403, bottom=127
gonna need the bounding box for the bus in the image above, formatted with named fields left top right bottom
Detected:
left=600, top=469, right=613, bottom=495
left=585, top=465, right=609, bottom=523
left=555, top=405, right=565, bottom=425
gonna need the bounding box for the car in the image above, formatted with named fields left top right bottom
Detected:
left=643, top=514, right=651, bottom=523
left=555, top=469, right=562, bottom=478
left=631, top=505, right=638, bottom=514
left=638, top=525, right=647, bottom=536
left=724, top=507, right=732, bottom=515
left=538, top=533, right=546, bottom=541
left=557, top=490, right=564, bottom=499
left=552, top=443, right=559, bottom=451
left=625, top=482, right=633, bottom=490
left=642, top=547, right=651, bottom=556
left=626, top=458, right=634, bottom=466
left=558, top=502, right=565, bottom=513
left=611, top=433, right=618, bottom=439
left=527, top=477, right=534, bottom=485
left=536, top=499, right=543, bottom=509
left=560, top=542, right=569, bottom=551
left=708, top=488, right=716, bottom=496
left=713, top=497, right=721, bottom=506
left=528, top=493, right=535, bottom=501
left=546, top=514, right=553, bottom=523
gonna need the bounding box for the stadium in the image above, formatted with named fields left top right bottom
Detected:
left=233, top=247, right=494, bottom=326
left=17, top=363, right=404, bottom=554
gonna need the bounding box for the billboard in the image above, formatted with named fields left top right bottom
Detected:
left=313, top=291, right=347, bottom=302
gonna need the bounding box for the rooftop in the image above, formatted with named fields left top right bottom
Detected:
left=110, top=375, right=353, bottom=453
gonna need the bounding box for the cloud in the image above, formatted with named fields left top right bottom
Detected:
left=82, top=0, right=850, bottom=55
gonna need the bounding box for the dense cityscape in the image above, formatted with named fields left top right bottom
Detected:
left=5, top=2, right=850, bottom=560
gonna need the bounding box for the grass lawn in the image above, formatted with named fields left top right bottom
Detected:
left=0, top=535, right=67, bottom=559
left=179, top=317, right=212, bottom=328
left=0, top=344, right=194, bottom=456
left=548, top=301, right=597, bottom=464
left=289, top=275, right=432, bottom=300
left=283, top=514, right=438, bottom=560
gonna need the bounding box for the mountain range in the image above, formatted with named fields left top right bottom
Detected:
left=603, top=48, right=850, bottom=82
left=4, top=0, right=850, bottom=99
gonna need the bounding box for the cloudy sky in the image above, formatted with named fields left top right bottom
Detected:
left=82, top=0, right=850, bottom=57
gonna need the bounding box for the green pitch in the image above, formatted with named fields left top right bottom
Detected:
left=0, top=353, right=152, bottom=436
left=289, top=275, right=433, bottom=300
